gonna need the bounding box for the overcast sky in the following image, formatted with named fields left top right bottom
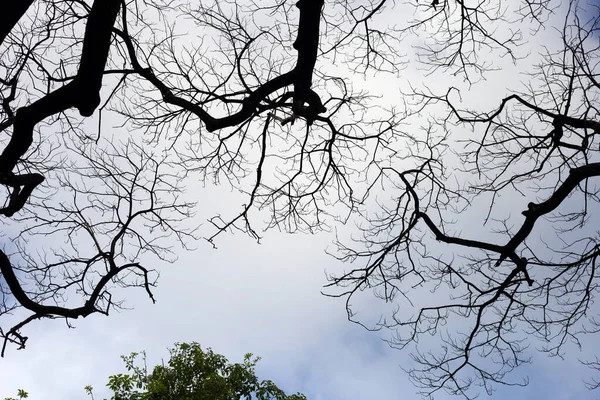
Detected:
left=0, top=224, right=597, bottom=400
left=1, top=1, right=600, bottom=400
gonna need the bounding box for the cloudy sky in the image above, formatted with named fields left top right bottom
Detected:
left=1, top=1, right=600, bottom=400
left=0, top=224, right=597, bottom=400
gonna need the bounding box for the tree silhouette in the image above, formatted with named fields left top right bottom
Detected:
left=325, top=2, right=600, bottom=398
left=0, top=0, right=599, bottom=398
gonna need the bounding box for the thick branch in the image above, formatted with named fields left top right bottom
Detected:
left=117, top=0, right=327, bottom=131
left=0, top=0, right=120, bottom=176
left=507, top=162, right=600, bottom=253
left=74, top=0, right=122, bottom=116
left=114, top=16, right=295, bottom=132
left=293, top=0, right=323, bottom=93
left=450, top=91, right=600, bottom=132
left=419, top=163, right=600, bottom=270
left=292, top=0, right=326, bottom=119
left=0, top=85, right=74, bottom=172
left=0, top=250, right=107, bottom=319
left=0, top=1, right=35, bottom=46
left=418, top=212, right=504, bottom=253
left=0, top=172, right=44, bottom=217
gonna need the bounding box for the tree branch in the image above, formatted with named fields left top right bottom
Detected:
left=0, top=1, right=35, bottom=46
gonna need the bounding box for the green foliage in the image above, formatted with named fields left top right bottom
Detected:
left=4, top=345, right=304, bottom=400
left=3, top=389, right=28, bottom=400
left=99, top=342, right=306, bottom=400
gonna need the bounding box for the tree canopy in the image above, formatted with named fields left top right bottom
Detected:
left=0, top=0, right=599, bottom=398
left=3, top=342, right=305, bottom=400
left=99, top=342, right=305, bottom=400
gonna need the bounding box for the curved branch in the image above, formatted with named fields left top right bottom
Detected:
left=116, top=0, right=327, bottom=132
left=0, top=250, right=111, bottom=319
left=508, top=162, right=600, bottom=254
left=0, top=0, right=121, bottom=174
left=419, top=162, right=600, bottom=272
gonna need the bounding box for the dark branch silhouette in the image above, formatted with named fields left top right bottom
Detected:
left=0, top=0, right=599, bottom=398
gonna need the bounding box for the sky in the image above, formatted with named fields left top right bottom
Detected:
left=1, top=1, right=600, bottom=400
left=0, top=227, right=597, bottom=400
